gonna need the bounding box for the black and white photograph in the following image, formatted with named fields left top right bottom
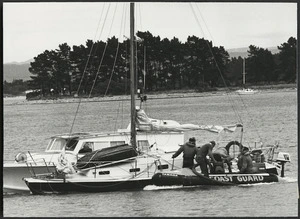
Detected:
left=3, top=1, right=297, bottom=217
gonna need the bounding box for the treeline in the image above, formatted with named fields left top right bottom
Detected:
left=3, top=80, right=28, bottom=96
left=227, top=37, right=297, bottom=85
left=5, top=32, right=297, bottom=97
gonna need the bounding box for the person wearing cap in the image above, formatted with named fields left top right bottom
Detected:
left=195, top=141, right=218, bottom=177
left=237, top=147, right=254, bottom=173
left=172, top=137, right=197, bottom=169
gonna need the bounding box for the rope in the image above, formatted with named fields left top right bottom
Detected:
left=88, top=3, right=117, bottom=97
left=107, top=3, right=128, bottom=131
left=191, top=3, right=264, bottom=143
left=190, top=3, right=244, bottom=126
left=104, top=42, right=120, bottom=96
left=236, top=92, right=263, bottom=142
left=68, top=3, right=111, bottom=137
left=88, top=3, right=112, bottom=98
left=114, top=101, right=122, bottom=132
left=137, top=3, right=143, bottom=31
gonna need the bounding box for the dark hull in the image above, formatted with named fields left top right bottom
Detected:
left=152, top=171, right=278, bottom=187
left=25, top=178, right=151, bottom=195
left=77, top=144, right=138, bottom=169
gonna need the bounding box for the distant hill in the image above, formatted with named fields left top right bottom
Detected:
left=227, top=46, right=279, bottom=58
left=3, top=59, right=33, bottom=82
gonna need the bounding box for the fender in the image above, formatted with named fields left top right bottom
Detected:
left=225, top=141, right=243, bottom=155
left=15, top=152, right=27, bottom=162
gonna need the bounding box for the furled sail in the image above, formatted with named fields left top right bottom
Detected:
left=135, top=109, right=242, bottom=133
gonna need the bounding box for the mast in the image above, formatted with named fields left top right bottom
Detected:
left=130, top=2, right=136, bottom=149
left=242, top=58, right=246, bottom=86
left=144, top=46, right=146, bottom=90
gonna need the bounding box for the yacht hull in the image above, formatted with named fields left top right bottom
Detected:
left=3, top=132, right=184, bottom=193
left=24, top=177, right=152, bottom=194
left=152, top=171, right=278, bottom=186
left=3, top=163, right=56, bottom=193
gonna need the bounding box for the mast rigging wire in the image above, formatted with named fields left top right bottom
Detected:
left=75, top=4, right=111, bottom=96
left=88, top=3, right=114, bottom=98
left=69, top=3, right=110, bottom=136
left=104, top=3, right=124, bottom=96
left=190, top=3, right=243, bottom=124
left=191, top=3, right=263, bottom=142
left=88, top=3, right=117, bottom=97
left=135, top=3, right=148, bottom=110
left=108, top=3, right=128, bottom=132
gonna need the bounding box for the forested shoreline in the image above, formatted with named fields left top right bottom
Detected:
left=3, top=32, right=296, bottom=98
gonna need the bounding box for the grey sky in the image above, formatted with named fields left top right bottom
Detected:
left=3, top=2, right=297, bottom=63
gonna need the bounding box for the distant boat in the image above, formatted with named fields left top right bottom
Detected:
left=236, top=58, right=258, bottom=95
left=236, top=88, right=258, bottom=95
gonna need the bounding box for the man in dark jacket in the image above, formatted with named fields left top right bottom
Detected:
left=237, top=147, right=254, bottom=173
left=172, top=137, right=197, bottom=169
left=195, top=141, right=218, bottom=177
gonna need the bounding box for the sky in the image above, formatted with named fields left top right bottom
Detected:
left=3, top=2, right=297, bottom=63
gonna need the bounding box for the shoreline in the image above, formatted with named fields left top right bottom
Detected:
left=3, top=85, right=297, bottom=106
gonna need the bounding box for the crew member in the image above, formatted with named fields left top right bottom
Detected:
left=237, top=147, right=254, bottom=173
left=213, top=147, right=233, bottom=173
left=195, top=141, right=218, bottom=177
left=172, top=137, right=197, bottom=169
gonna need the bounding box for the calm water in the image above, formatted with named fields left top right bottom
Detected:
left=3, top=90, right=298, bottom=217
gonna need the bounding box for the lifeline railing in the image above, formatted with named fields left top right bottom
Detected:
left=25, top=158, right=56, bottom=178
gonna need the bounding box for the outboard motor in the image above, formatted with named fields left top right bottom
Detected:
left=251, top=149, right=265, bottom=163
left=275, top=152, right=291, bottom=177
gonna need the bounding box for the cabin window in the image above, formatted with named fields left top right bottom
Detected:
left=49, top=138, right=67, bottom=151
left=79, top=142, right=93, bottom=154
left=110, top=141, right=125, bottom=147
left=138, top=140, right=150, bottom=152
left=65, top=139, right=79, bottom=151
left=46, top=139, right=55, bottom=151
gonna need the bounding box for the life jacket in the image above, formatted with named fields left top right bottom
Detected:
left=182, top=142, right=197, bottom=159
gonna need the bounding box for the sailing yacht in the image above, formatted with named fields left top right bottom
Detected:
left=20, top=3, right=290, bottom=194
left=236, top=58, right=258, bottom=94
left=21, top=3, right=238, bottom=194
left=4, top=129, right=185, bottom=193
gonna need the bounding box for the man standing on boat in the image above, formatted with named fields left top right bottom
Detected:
left=172, top=137, right=197, bottom=169
left=195, top=141, right=218, bottom=177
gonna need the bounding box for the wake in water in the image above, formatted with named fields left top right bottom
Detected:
left=225, top=176, right=298, bottom=187
left=3, top=192, right=30, bottom=197
left=238, top=182, right=277, bottom=187
left=278, top=176, right=298, bottom=183
left=143, top=184, right=215, bottom=191
left=144, top=185, right=186, bottom=191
